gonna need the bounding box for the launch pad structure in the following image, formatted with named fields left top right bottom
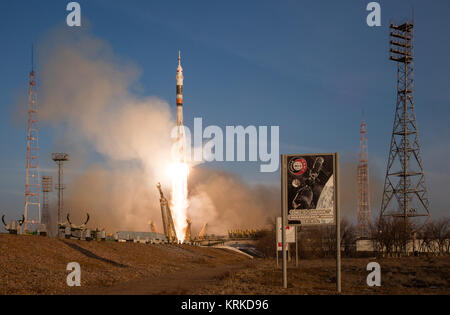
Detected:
left=380, top=19, right=431, bottom=229
left=157, top=183, right=178, bottom=243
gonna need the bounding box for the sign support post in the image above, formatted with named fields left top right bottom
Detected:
left=295, top=226, right=299, bottom=268
left=276, top=249, right=279, bottom=268
left=335, top=153, right=341, bottom=293
left=281, top=155, right=288, bottom=289
left=276, top=217, right=279, bottom=268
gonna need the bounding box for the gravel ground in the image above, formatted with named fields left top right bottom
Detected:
left=0, top=234, right=248, bottom=295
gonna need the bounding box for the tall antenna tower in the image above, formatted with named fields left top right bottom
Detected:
left=380, top=19, right=430, bottom=228
left=357, top=118, right=371, bottom=238
left=41, top=176, right=53, bottom=233
left=24, top=47, right=41, bottom=231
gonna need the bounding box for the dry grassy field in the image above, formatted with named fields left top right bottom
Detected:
left=0, top=235, right=248, bottom=295
left=194, top=256, right=450, bottom=295
left=0, top=235, right=448, bottom=295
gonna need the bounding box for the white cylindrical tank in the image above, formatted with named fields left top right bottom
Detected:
left=85, top=229, right=91, bottom=241
left=65, top=226, right=71, bottom=239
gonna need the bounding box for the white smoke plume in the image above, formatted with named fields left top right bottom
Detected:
left=37, top=29, right=277, bottom=234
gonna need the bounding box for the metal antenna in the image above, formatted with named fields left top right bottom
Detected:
left=52, top=153, right=69, bottom=235
left=357, top=117, right=371, bottom=238
left=381, top=18, right=431, bottom=230
left=31, top=44, right=34, bottom=72
left=41, top=176, right=53, bottom=234
left=24, top=45, right=41, bottom=231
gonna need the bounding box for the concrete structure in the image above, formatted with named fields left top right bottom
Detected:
left=356, top=239, right=375, bottom=252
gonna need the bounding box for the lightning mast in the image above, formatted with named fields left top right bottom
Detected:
left=52, top=153, right=69, bottom=230
left=380, top=19, right=430, bottom=229
left=41, top=176, right=53, bottom=233
left=357, top=119, right=371, bottom=238
left=24, top=47, right=41, bottom=231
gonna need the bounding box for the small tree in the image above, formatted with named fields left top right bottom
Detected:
left=254, top=217, right=276, bottom=258
left=341, top=219, right=356, bottom=256
left=422, top=218, right=450, bottom=255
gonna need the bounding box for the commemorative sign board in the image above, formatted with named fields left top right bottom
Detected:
left=282, top=153, right=338, bottom=226
left=280, top=153, right=340, bottom=292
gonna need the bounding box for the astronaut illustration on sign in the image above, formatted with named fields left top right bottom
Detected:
left=292, top=156, right=325, bottom=209
left=288, top=155, right=333, bottom=212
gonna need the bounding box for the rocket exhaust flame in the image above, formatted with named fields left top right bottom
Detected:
left=169, top=51, right=189, bottom=243
left=169, top=157, right=189, bottom=242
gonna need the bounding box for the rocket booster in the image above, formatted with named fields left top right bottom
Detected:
left=176, top=51, right=184, bottom=127
left=174, top=51, right=186, bottom=163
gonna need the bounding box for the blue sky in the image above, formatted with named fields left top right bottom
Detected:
left=0, top=0, right=449, bottom=222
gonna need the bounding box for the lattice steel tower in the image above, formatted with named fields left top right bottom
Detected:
left=357, top=118, right=371, bottom=238
left=380, top=20, right=430, bottom=227
left=24, top=48, right=41, bottom=231
left=41, top=176, right=53, bottom=231
left=52, top=153, right=69, bottom=226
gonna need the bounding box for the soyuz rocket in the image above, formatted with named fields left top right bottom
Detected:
left=176, top=51, right=184, bottom=128
left=175, top=51, right=186, bottom=162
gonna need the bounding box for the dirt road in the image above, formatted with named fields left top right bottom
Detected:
left=71, top=264, right=245, bottom=295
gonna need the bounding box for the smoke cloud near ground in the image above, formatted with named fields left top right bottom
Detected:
left=37, top=29, right=277, bottom=235
left=189, top=169, right=278, bottom=235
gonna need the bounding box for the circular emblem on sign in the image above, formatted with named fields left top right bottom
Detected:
left=289, top=158, right=307, bottom=176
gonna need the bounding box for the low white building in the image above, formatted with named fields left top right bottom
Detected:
left=115, top=231, right=167, bottom=244
left=356, top=238, right=450, bottom=254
